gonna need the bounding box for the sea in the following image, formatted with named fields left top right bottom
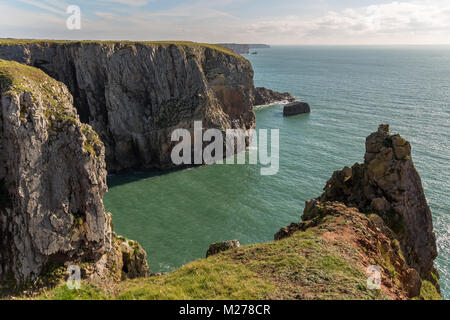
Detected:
left=104, top=46, right=450, bottom=299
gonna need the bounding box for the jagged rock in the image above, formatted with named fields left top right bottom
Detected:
left=0, top=41, right=256, bottom=172
left=0, top=60, right=149, bottom=287
left=254, top=87, right=295, bottom=106
left=302, top=124, right=439, bottom=291
left=206, top=240, right=240, bottom=257
left=283, top=101, right=311, bottom=116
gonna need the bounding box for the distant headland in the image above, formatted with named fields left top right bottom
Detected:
left=216, top=43, right=271, bottom=54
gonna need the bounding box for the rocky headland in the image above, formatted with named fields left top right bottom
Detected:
left=216, top=44, right=271, bottom=55
left=0, top=40, right=256, bottom=172
left=216, top=43, right=250, bottom=54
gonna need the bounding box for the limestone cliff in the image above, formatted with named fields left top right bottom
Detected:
left=0, top=41, right=255, bottom=172
left=0, top=60, right=149, bottom=289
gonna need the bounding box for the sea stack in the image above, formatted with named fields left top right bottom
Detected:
left=298, top=124, right=440, bottom=296
left=283, top=101, right=311, bottom=116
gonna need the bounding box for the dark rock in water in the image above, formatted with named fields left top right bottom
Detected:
left=254, top=87, right=295, bottom=106
left=283, top=101, right=311, bottom=116
left=206, top=240, right=240, bottom=257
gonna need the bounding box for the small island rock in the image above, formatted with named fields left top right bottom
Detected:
left=283, top=101, right=311, bottom=116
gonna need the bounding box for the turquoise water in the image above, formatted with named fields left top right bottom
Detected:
left=104, top=46, right=450, bottom=299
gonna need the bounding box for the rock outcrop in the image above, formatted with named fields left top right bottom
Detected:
left=297, top=125, right=439, bottom=296
left=0, top=60, right=149, bottom=288
left=0, top=41, right=256, bottom=172
left=283, top=101, right=311, bottom=116
left=254, top=87, right=295, bottom=106
left=206, top=240, right=240, bottom=257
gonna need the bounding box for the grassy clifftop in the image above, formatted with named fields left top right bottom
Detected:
left=31, top=204, right=440, bottom=300
left=0, top=39, right=241, bottom=58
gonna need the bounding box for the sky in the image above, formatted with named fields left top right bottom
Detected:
left=1, top=0, right=450, bottom=45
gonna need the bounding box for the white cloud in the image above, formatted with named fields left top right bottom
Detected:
left=2, top=0, right=450, bottom=44
left=17, top=0, right=65, bottom=15
left=95, top=11, right=119, bottom=20
left=247, top=0, right=450, bottom=44
left=100, top=0, right=151, bottom=6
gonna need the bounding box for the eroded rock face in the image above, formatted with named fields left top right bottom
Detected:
left=303, top=124, right=438, bottom=287
left=254, top=87, right=295, bottom=106
left=0, top=60, right=149, bottom=286
left=0, top=42, right=256, bottom=172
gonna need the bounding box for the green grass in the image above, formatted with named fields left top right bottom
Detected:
left=35, top=225, right=385, bottom=300
left=418, top=280, right=441, bottom=300
left=0, top=59, right=50, bottom=92
left=0, top=59, right=80, bottom=129
left=38, top=284, right=109, bottom=300
left=0, top=39, right=242, bottom=59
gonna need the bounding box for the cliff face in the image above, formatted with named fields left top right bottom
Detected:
left=301, top=124, right=439, bottom=295
left=0, top=41, right=255, bottom=172
left=0, top=60, right=148, bottom=288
